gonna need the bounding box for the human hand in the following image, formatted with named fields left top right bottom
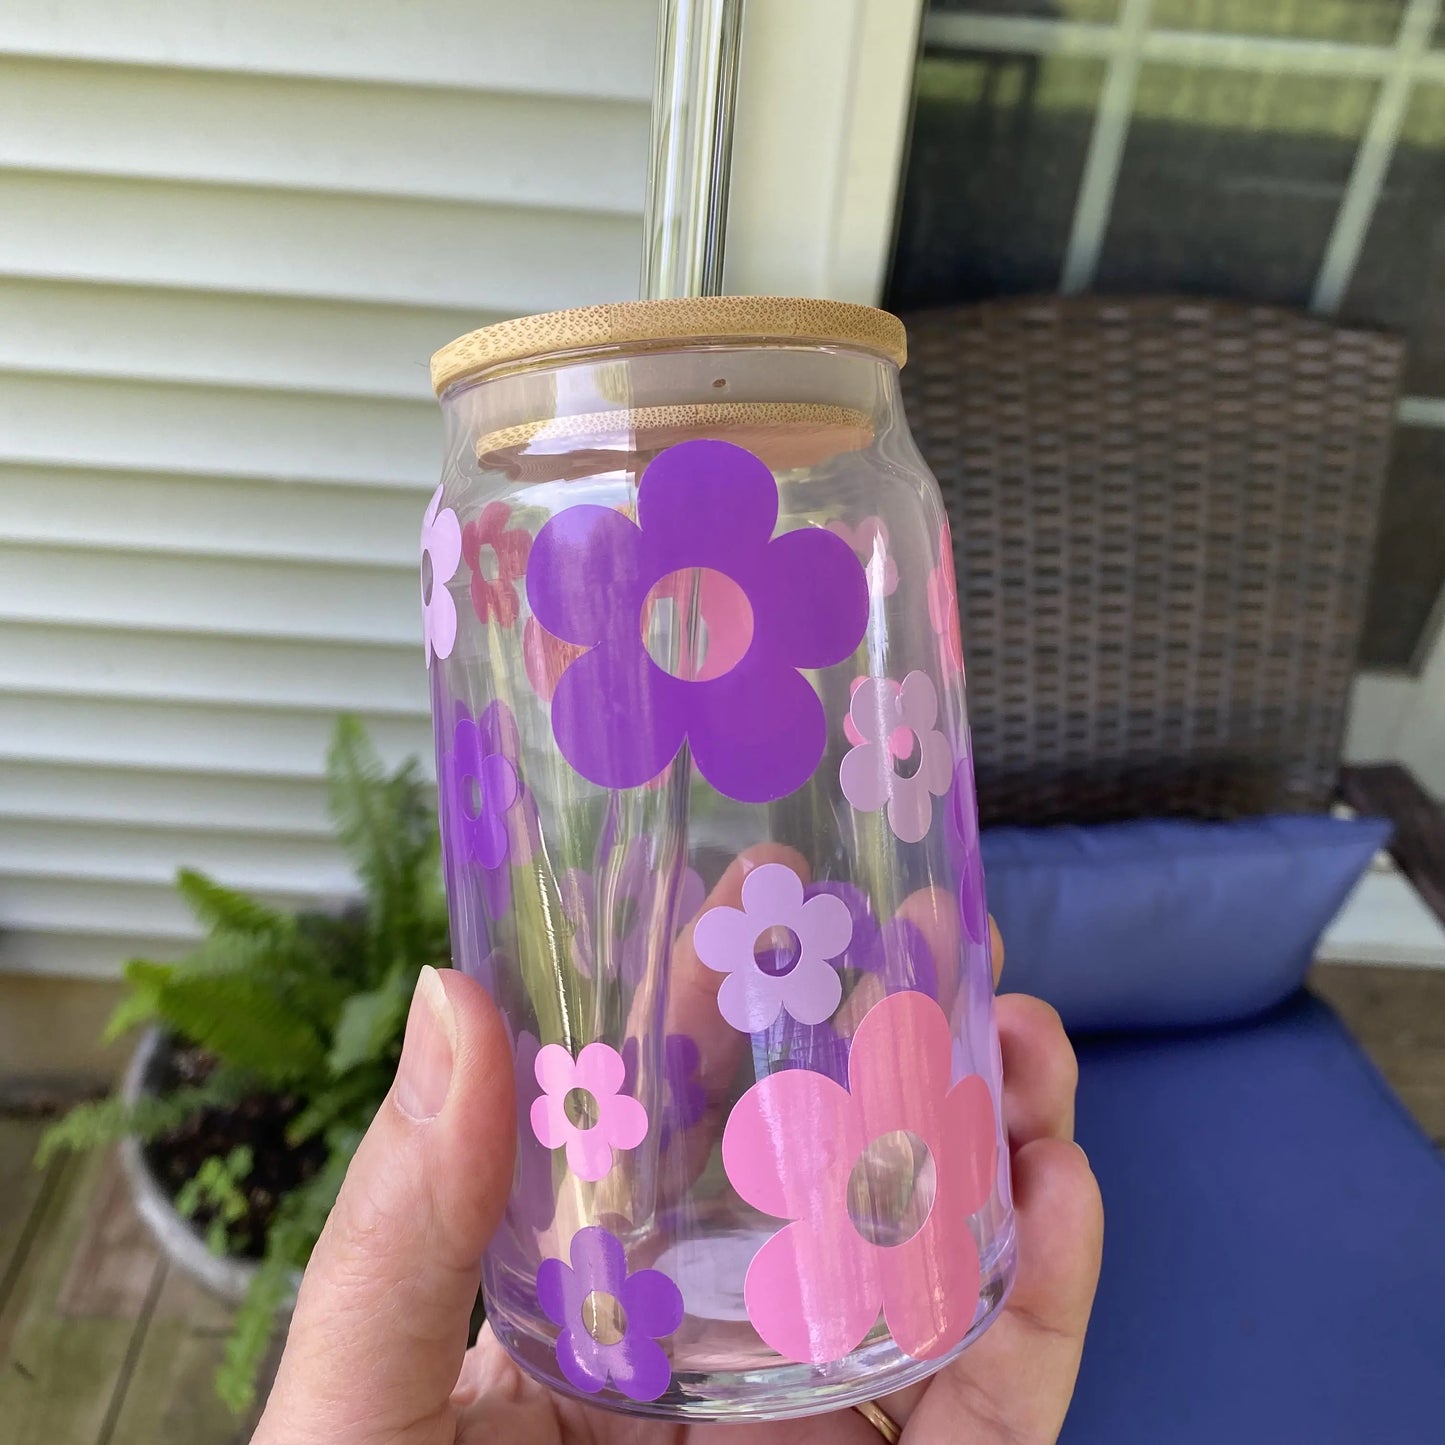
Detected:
left=253, top=922, right=1102, bottom=1445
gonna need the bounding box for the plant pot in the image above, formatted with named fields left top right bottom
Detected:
left=119, top=1026, right=261, bottom=1305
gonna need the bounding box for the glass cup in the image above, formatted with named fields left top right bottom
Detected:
left=422, top=298, right=1013, bottom=1420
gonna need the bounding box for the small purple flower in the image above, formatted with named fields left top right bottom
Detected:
left=537, top=1225, right=684, bottom=1402
left=840, top=670, right=954, bottom=843
left=622, top=1034, right=706, bottom=1146
left=693, top=862, right=852, bottom=1033
left=439, top=700, right=538, bottom=921
left=946, top=750, right=988, bottom=945
left=526, top=439, right=868, bottom=803
left=444, top=708, right=519, bottom=870
left=559, top=840, right=705, bottom=987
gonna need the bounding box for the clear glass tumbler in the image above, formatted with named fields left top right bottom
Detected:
left=422, top=298, right=1013, bottom=1421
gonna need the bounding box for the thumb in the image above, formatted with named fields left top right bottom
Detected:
left=254, top=965, right=515, bottom=1445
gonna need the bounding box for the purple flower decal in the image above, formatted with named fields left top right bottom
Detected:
left=444, top=707, right=519, bottom=870
left=526, top=438, right=868, bottom=802
left=840, top=671, right=954, bottom=843
left=439, top=701, right=538, bottom=921
left=622, top=1033, right=705, bottom=1146
left=420, top=484, right=461, bottom=666
left=946, top=750, right=988, bottom=945
left=537, top=1225, right=683, bottom=1402
left=559, top=840, right=705, bottom=987
left=693, top=862, right=852, bottom=1033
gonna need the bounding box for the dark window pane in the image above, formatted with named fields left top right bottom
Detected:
left=1360, top=427, right=1445, bottom=669
left=1342, top=85, right=1445, bottom=395
left=1095, top=66, right=1377, bottom=306
left=888, top=53, right=1105, bottom=309
left=1153, top=0, right=1406, bottom=44
left=930, top=1, right=1120, bottom=20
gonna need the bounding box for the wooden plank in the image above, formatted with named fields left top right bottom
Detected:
left=105, top=1267, right=273, bottom=1445
left=1311, top=962, right=1445, bottom=1150
left=0, top=1146, right=157, bottom=1443
left=0, top=1119, right=60, bottom=1313
left=58, top=1154, right=163, bottom=1321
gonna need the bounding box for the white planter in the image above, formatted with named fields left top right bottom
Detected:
left=118, top=1026, right=261, bottom=1305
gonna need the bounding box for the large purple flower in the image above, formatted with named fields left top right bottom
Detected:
left=558, top=840, right=704, bottom=987
left=526, top=439, right=868, bottom=803
left=946, top=750, right=988, bottom=945
left=537, top=1225, right=684, bottom=1402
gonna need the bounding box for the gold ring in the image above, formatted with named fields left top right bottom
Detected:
left=853, top=1399, right=902, bottom=1442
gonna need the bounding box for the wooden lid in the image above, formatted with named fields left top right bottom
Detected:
left=476, top=402, right=875, bottom=481
left=431, top=296, right=907, bottom=395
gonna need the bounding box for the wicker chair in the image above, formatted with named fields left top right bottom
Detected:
left=901, top=295, right=1403, bottom=828
left=898, top=296, right=1445, bottom=1444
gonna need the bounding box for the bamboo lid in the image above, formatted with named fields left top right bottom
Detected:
left=431, top=296, right=907, bottom=395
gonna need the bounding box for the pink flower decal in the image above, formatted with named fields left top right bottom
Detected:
left=420, top=484, right=462, bottom=666
left=463, top=500, right=532, bottom=628
left=827, top=516, right=899, bottom=598
left=530, top=1041, right=648, bottom=1182
left=693, top=862, right=852, bottom=1033
left=840, top=672, right=954, bottom=843
left=927, top=521, right=964, bottom=677
left=523, top=616, right=585, bottom=703
left=843, top=675, right=911, bottom=755
left=723, top=991, right=998, bottom=1365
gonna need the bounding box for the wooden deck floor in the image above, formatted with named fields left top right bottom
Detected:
left=2, top=962, right=1442, bottom=1443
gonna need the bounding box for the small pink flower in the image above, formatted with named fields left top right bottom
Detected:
left=420, top=484, right=462, bottom=666
left=530, top=1041, right=648, bottom=1182
left=693, top=862, right=852, bottom=1033
left=843, top=676, right=912, bottom=756
left=722, top=991, right=998, bottom=1365
left=840, top=671, right=954, bottom=843
left=827, top=516, right=899, bottom=598
left=927, top=521, right=964, bottom=677
left=463, top=500, right=532, bottom=628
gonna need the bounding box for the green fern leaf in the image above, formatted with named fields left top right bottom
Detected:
left=176, top=868, right=296, bottom=941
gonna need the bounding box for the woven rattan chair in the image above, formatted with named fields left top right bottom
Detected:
left=901, top=295, right=1404, bottom=829
left=898, top=295, right=1445, bottom=1443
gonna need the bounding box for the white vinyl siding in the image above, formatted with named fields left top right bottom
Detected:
left=0, top=0, right=654, bottom=978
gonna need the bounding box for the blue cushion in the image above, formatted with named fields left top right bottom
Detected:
left=981, top=815, right=1390, bottom=1030
left=1066, top=997, right=1445, bottom=1444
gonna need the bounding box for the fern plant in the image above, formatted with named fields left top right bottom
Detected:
left=37, top=716, right=451, bottom=1411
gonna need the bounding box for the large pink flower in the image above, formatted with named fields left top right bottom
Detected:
left=839, top=671, right=954, bottom=843
left=530, top=1041, right=648, bottom=1182
left=723, top=991, right=998, bottom=1365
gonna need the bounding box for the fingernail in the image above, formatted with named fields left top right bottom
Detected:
left=395, top=965, right=455, bottom=1122
left=1073, top=1140, right=1090, bottom=1168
